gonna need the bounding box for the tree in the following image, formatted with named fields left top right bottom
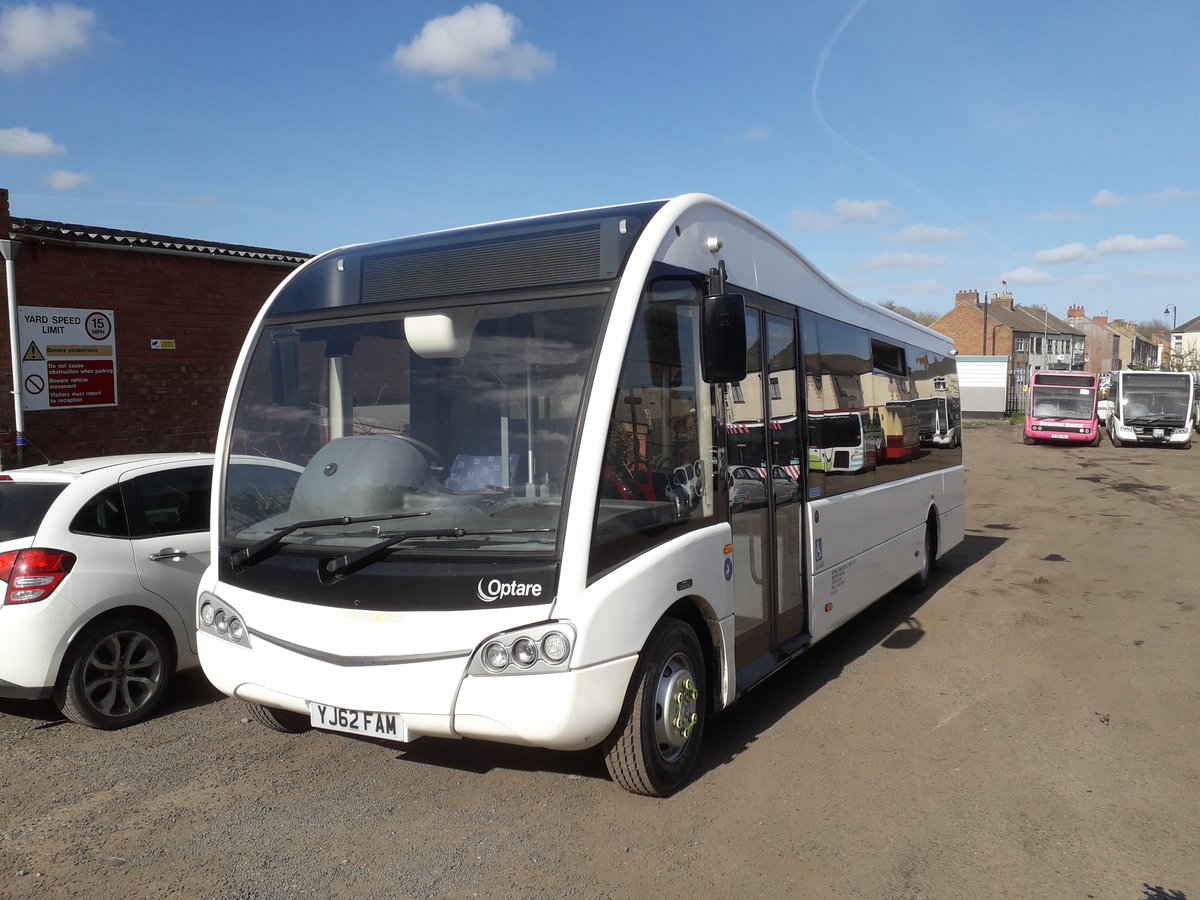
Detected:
left=1165, top=346, right=1200, bottom=372
left=1138, top=318, right=1169, bottom=340
left=879, top=300, right=940, bottom=327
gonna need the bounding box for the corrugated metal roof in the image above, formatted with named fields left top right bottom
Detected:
left=10, top=217, right=311, bottom=265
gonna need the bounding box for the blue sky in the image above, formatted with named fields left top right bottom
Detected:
left=2, top=0, right=1197, bottom=327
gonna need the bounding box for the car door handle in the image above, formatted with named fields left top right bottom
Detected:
left=150, top=548, right=189, bottom=561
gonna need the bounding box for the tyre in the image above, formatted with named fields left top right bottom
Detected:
left=1110, top=430, right=1122, bottom=448
left=245, top=702, right=311, bottom=733
left=56, top=617, right=173, bottom=729
left=1022, top=435, right=1035, bottom=445
left=904, top=520, right=937, bottom=593
left=603, top=618, right=707, bottom=797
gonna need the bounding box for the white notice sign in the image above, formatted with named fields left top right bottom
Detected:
left=18, top=306, right=118, bottom=411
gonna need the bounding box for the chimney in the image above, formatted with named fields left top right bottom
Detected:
left=1067, top=305, right=1085, bottom=319
left=955, top=289, right=980, bottom=307
left=0, top=187, right=10, bottom=237
left=1093, top=315, right=1108, bottom=326
left=991, top=291, right=1014, bottom=311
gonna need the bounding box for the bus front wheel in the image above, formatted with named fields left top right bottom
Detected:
left=603, top=618, right=707, bottom=797
left=245, top=702, right=311, bottom=733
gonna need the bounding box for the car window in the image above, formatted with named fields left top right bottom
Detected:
left=0, top=483, right=68, bottom=540
left=70, top=485, right=130, bottom=538
left=121, top=465, right=212, bottom=537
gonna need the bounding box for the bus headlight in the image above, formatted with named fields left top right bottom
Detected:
left=470, top=622, right=575, bottom=676
left=198, top=592, right=253, bottom=648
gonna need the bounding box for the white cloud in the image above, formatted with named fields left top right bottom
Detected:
left=0, top=125, right=65, bottom=155
left=1033, top=207, right=1084, bottom=223
left=789, top=208, right=837, bottom=230
left=1095, top=233, right=1187, bottom=255
left=886, top=279, right=943, bottom=295
left=1145, top=187, right=1200, bottom=202
left=833, top=198, right=891, bottom=224
left=726, top=126, right=769, bottom=143
left=1033, top=243, right=1091, bottom=265
left=392, top=3, right=553, bottom=102
left=1001, top=267, right=1055, bottom=285
left=0, top=2, right=95, bottom=75
left=42, top=169, right=90, bottom=190
left=790, top=198, right=893, bottom=231
left=861, top=251, right=947, bottom=271
left=880, top=223, right=964, bottom=245
left=1090, top=188, right=1129, bottom=207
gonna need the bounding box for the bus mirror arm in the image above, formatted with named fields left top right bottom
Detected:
left=700, top=292, right=747, bottom=384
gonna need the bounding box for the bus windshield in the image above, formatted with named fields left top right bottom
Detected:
left=1119, top=373, right=1191, bottom=423
left=222, top=292, right=608, bottom=555
left=1030, top=383, right=1096, bottom=419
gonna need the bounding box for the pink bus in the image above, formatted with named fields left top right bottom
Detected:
left=1023, top=370, right=1101, bottom=446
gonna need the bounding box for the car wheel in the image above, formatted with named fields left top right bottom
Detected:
left=245, top=702, right=311, bottom=733
left=56, top=617, right=173, bottom=729
left=602, top=618, right=706, bottom=797
left=1110, top=430, right=1122, bottom=448
left=1022, top=435, right=1035, bottom=445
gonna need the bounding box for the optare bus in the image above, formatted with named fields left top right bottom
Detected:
left=1107, top=370, right=1194, bottom=448
left=1023, top=370, right=1101, bottom=446
left=196, top=194, right=965, bottom=796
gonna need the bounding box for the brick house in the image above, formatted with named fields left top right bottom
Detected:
left=931, top=290, right=1084, bottom=395
left=1064, top=308, right=1122, bottom=374
left=0, top=187, right=310, bottom=469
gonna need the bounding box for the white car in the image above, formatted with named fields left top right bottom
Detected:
left=0, top=453, right=297, bottom=729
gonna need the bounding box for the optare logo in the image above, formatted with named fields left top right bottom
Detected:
left=476, top=578, right=544, bottom=603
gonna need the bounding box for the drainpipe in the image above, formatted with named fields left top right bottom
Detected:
left=0, top=238, right=23, bottom=469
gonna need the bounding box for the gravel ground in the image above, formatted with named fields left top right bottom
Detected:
left=1, top=419, right=1197, bottom=900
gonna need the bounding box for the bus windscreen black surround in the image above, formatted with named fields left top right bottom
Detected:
left=1037, top=374, right=1095, bottom=387
left=267, top=203, right=665, bottom=315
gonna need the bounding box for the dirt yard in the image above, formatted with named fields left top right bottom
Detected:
left=1, top=420, right=1197, bottom=900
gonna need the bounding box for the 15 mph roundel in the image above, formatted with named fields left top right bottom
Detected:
left=477, top=578, right=544, bottom=603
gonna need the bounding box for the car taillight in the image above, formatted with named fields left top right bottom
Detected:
left=0, top=548, right=77, bottom=604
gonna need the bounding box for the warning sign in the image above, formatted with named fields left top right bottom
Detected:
left=18, top=306, right=118, bottom=411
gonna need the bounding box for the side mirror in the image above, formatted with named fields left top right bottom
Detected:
left=700, top=293, right=747, bottom=383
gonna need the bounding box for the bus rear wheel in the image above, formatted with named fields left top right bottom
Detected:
left=603, top=618, right=707, bottom=797
left=904, top=520, right=937, bottom=593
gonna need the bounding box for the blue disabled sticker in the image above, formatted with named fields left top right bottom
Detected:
left=724, top=557, right=734, bottom=581
left=815, top=537, right=824, bottom=565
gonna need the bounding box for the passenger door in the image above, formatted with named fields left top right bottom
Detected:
left=727, top=307, right=808, bottom=688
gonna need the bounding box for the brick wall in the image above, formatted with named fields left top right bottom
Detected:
left=0, top=192, right=301, bottom=468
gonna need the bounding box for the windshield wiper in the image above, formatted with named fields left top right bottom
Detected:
left=324, top=527, right=556, bottom=577
left=231, top=512, right=432, bottom=569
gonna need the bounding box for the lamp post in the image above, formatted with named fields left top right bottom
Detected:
left=1164, top=304, right=1177, bottom=331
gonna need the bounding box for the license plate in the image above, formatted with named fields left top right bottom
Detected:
left=310, top=703, right=404, bottom=740
left=1153, top=428, right=1165, bottom=439
left=1051, top=434, right=1068, bottom=439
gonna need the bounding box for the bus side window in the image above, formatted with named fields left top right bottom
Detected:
left=589, top=281, right=715, bottom=580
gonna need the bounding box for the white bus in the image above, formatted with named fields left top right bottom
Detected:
left=196, top=194, right=965, bottom=796
left=1107, top=370, right=1194, bottom=448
